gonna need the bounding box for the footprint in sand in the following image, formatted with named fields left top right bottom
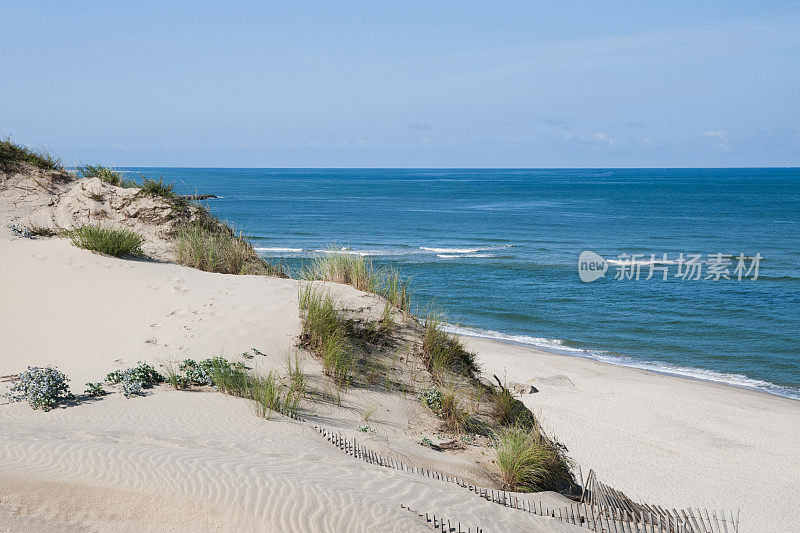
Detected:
left=150, top=323, right=160, bottom=329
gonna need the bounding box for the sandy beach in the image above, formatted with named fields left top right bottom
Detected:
left=0, top=229, right=797, bottom=531
left=463, top=336, right=800, bottom=532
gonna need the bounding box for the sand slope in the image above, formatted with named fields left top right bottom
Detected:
left=0, top=234, right=579, bottom=532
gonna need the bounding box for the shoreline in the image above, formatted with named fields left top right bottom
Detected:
left=463, top=334, right=800, bottom=532
left=448, top=324, right=800, bottom=403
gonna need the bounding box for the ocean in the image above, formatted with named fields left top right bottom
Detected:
left=131, top=168, right=800, bottom=400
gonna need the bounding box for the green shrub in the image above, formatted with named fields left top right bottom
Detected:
left=67, top=224, right=144, bottom=257
left=84, top=382, right=107, bottom=397
left=106, top=362, right=164, bottom=388
left=493, top=426, right=574, bottom=493
left=419, top=385, right=443, bottom=411
left=1, top=138, right=62, bottom=171
left=298, top=286, right=354, bottom=387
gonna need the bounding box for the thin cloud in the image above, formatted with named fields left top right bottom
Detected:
left=406, top=121, right=431, bottom=131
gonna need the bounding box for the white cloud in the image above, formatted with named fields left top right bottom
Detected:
left=592, top=132, right=617, bottom=145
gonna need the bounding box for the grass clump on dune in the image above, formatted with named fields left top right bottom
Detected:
left=439, top=388, right=472, bottom=433
left=77, top=164, right=133, bottom=187
left=250, top=371, right=304, bottom=419
left=493, top=426, right=574, bottom=493
left=421, top=311, right=477, bottom=381
left=165, top=356, right=304, bottom=417
left=303, top=248, right=410, bottom=312
left=298, top=286, right=354, bottom=387
left=175, top=222, right=284, bottom=276
left=1, top=138, right=62, bottom=171
left=139, top=175, right=180, bottom=200
left=67, top=224, right=144, bottom=257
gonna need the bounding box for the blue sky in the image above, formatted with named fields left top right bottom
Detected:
left=2, top=1, right=799, bottom=167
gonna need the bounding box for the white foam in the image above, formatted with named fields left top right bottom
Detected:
left=437, top=253, right=495, bottom=259
left=254, top=247, right=303, bottom=253
left=422, top=247, right=483, bottom=254
left=446, top=323, right=800, bottom=401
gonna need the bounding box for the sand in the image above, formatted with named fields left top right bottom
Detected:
left=1, top=225, right=797, bottom=531
left=463, top=336, right=800, bottom=532
left=0, top=233, right=580, bottom=532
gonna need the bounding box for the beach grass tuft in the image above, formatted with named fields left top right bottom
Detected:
left=421, top=311, right=477, bottom=381
left=493, top=426, right=574, bottom=493
left=492, top=386, right=517, bottom=426
left=250, top=371, right=303, bottom=419
left=139, top=175, right=177, bottom=199
left=77, top=164, right=133, bottom=187
left=67, top=224, right=144, bottom=257
left=439, top=388, right=472, bottom=433
left=175, top=222, right=284, bottom=276
left=1, top=138, right=62, bottom=171
left=302, top=248, right=410, bottom=312
left=298, top=286, right=354, bottom=387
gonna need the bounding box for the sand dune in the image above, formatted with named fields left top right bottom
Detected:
left=0, top=233, right=580, bottom=532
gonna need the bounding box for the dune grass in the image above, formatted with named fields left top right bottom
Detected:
left=1, top=138, right=62, bottom=171
left=67, top=224, right=144, bottom=257
left=421, top=311, right=477, bottom=381
left=139, top=175, right=178, bottom=199
left=298, top=286, right=354, bottom=387
left=175, top=222, right=284, bottom=276
left=302, top=248, right=410, bottom=312
left=439, top=388, right=472, bottom=433
left=250, top=371, right=303, bottom=419
left=493, top=426, right=574, bottom=493
left=77, top=164, right=133, bottom=187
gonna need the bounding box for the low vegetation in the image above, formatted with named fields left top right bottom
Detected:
left=84, top=382, right=107, bottom=397
left=67, top=224, right=144, bottom=257
left=493, top=426, right=574, bottom=493
left=138, top=175, right=177, bottom=199
left=4, top=366, right=72, bottom=411
left=77, top=164, right=133, bottom=187
left=439, top=388, right=472, bottom=432
left=298, top=286, right=354, bottom=387
left=175, top=222, right=284, bottom=276
left=303, top=249, right=410, bottom=312
left=491, top=376, right=536, bottom=427
left=77, top=165, right=177, bottom=201
left=421, top=311, right=477, bottom=381
left=1, top=138, right=62, bottom=171
left=160, top=356, right=305, bottom=418
left=106, top=362, right=165, bottom=398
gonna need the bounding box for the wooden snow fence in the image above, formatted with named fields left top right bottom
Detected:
left=273, top=405, right=739, bottom=533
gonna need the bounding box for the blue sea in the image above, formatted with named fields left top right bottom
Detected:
left=131, top=168, right=800, bottom=400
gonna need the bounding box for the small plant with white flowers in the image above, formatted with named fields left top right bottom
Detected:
left=5, top=366, right=72, bottom=411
